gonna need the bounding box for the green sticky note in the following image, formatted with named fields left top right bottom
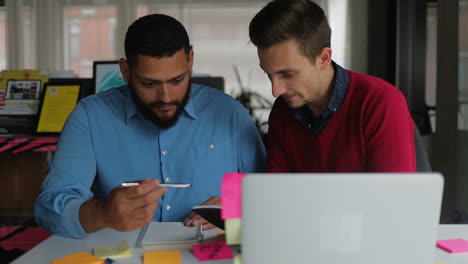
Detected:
left=233, top=255, right=243, bottom=264
left=225, top=218, right=242, bottom=245
left=93, top=240, right=132, bottom=259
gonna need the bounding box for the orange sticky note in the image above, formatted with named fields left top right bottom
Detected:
left=51, top=252, right=104, bottom=264
left=144, top=251, right=181, bottom=264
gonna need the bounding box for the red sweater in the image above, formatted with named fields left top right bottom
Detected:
left=266, top=70, right=416, bottom=172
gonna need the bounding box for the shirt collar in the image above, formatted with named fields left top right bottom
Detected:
left=291, top=61, right=349, bottom=135
left=325, top=61, right=348, bottom=116
left=124, top=84, right=198, bottom=124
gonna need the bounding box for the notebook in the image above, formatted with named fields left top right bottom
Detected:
left=137, top=222, right=221, bottom=250
left=241, top=173, right=444, bottom=264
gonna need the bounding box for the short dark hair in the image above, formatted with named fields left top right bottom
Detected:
left=124, top=14, right=192, bottom=65
left=249, top=0, right=331, bottom=61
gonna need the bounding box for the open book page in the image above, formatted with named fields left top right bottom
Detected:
left=139, top=222, right=221, bottom=250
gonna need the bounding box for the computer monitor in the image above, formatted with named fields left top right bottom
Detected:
left=242, top=173, right=443, bottom=264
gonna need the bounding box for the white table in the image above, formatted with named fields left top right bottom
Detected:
left=11, top=224, right=468, bottom=264
left=11, top=226, right=232, bottom=264
left=435, top=225, right=468, bottom=263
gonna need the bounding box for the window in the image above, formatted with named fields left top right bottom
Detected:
left=0, top=5, right=5, bottom=70
left=64, top=5, right=117, bottom=77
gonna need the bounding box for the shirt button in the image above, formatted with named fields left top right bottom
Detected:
left=166, top=205, right=171, bottom=210
left=165, top=177, right=171, bottom=182
left=209, top=144, right=215, bottom=149
left=162, top=150, right=168, bottom=155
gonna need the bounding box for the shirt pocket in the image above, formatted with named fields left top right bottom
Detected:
left=190, top=139, right=235, bottom=202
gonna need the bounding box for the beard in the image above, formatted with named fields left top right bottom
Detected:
left=130, top=77, right=191, bottom=129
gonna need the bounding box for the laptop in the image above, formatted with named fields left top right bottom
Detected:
left=242, top=173, right=444, bottom=264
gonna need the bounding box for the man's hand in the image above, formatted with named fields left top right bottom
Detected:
left=183, top=196, right=221, bottom=230
left=79, top=178, right=167, bottom=233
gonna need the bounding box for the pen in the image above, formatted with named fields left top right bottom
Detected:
left=120, top=182, right=191, bottom=188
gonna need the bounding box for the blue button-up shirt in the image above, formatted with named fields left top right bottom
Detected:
left=35, top=84, right=266, bottom=238
left=292, top=61, right=349, bottom=135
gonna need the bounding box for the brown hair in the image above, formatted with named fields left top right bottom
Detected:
left=249, top=0, right=331, bottom=61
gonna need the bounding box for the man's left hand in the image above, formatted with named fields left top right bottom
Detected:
left=183, top=196, right=220, bottom=230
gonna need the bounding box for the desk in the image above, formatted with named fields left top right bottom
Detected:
left=11, top=224, right=468, bottom=264
left=436, top=225, right=468, bottom=263
left=11, top=227, right=232, bottom=264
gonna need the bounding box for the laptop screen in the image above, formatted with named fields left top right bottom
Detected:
left=241, top=173, right=443, bottom=264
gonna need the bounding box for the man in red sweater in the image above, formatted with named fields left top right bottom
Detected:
left=249, top=0, right=416, bottom=172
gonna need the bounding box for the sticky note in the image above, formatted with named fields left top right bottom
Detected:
left=221, top=173, right=245, bottom=219
left=192, top=241, right=234, bottom=261
left=51, top=252, right=104, bottom=264
left=93, top=240, right=131, bottom=259
left=233, top=255, right=242, bottom=264
left=436, top=239, right=468, bottom=253
left=144, top=251, right=181, bottom=264
left=225, top=218, right=242, bottom=245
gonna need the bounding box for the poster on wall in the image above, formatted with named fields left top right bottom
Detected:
left=0, top=70, right=49, bottom=115
left=36, top=82, right=82, bottom=134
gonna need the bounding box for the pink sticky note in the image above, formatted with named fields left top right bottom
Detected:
left=436, top=239, right=468, bottom=253
left=221, top=173, right=245, bottom=219
left=192, top=241, right=234, bottom=261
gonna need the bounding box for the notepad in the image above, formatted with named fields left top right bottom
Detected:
left=51, top=252, right=104, bottom=264
left=139, top=222, right=220, bottom=250
left=144, top=250, right=181, bottom=264
left=436, top=238, right=468, bottom=253
left=225, top=218, right=242, bottom=245
left=191, top=205, right=224, bottom=230
left=93, top=240, right=131, bottom=259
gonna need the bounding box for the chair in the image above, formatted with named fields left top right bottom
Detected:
left=414, top=125, right=432, bottom=172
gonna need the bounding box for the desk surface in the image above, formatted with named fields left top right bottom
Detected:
left=11, top=224, right=468, bottom=264
left=11, top=226, right=231, bottom=264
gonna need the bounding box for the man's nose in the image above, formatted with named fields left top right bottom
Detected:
left=271, top=79, right=286, bottom=98
left=156, top=83, right=171, bottom=102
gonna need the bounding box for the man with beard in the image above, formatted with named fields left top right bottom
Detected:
left=35, top=14, right=266, bottom=238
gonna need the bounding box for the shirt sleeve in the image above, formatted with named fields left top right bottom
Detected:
left=363, top=88, right=416, bottom=172
left=235, top=103, right=266, bottom=173
left=265, top=100, right=291, bottom=172
left=35, top=102, right=97, bottom=238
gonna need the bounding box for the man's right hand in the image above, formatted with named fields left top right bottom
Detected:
left=79, top=178, right=167, bottom=233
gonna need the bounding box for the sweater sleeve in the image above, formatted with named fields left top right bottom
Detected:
left=363, top=87, right=416, bottom=172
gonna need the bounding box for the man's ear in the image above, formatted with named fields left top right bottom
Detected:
left=119, top=58, right=130, bottom=84
left=188, top=49, right=194, bottom=74
left=317, top=47, right=332, bottom=70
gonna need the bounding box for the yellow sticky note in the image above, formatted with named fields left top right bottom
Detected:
left=93, top=240, right=132, bottom=259
left=51, top=252, right=104, bottom=264
left=144, top=251, right=181, bottom=264
left=233, top=255, right=243, bottom=264
left=225, top=218, right=242, bottom=245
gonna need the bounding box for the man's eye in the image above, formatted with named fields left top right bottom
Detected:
left=283, top=72, right=295, bottom=78
left=172, top=78, right=183, bottom=85
left=142, top=81, right=155, bottom=87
